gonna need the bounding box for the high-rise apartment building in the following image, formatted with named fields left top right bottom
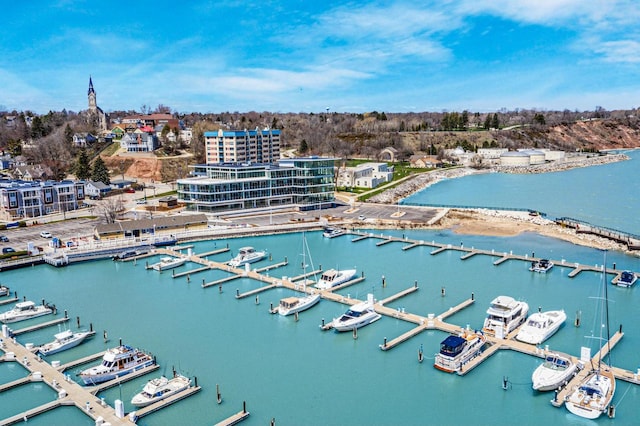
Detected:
left=204, top=128, right=281, bottom=164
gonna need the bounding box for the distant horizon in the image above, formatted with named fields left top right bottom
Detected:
left=3, top=1, right=639, bottom=115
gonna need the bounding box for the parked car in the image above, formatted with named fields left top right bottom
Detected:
left=358, top=215, right=366, bottom=220
left=2, top=247, right=15, bottom=254
left=125, top=188, right=136, bottom=193
left=40, top=231, right=53, bottom=238
left=0, top=235, right=8, bottom=242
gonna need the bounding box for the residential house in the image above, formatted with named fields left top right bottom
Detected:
left=409, top=155, right=442, bottom=168
left=337, top=162, right=394, bottom=189
left=119, top=132, right=159, bottom=152
left=84, top=180, right=112, bottom=199
left=72, top=132, right=97, bottom=148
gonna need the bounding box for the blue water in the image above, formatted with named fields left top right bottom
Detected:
left=403, top=149, right=640, bottom=235
left=1, top=153, right=640, bottom=425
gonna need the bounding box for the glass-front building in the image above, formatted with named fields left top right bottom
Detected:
left=177, top=157, right=335, bottom=214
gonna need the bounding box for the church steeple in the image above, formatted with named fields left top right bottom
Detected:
left=88, top=76, right=97, bottom=111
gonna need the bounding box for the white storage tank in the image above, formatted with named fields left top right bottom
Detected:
left=500, top=151, right=531, bottom=166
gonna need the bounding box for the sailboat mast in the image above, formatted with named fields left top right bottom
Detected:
left=603, top=251, right=611, bottom=366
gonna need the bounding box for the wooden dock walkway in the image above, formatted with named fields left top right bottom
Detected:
left=254, top=260, right=288, bottom=272
left=198, top=247, right=231, bottom=257
left=290, top=269, right=322, bottom=282
left=57, top=350, right=106, bottom=372
left=378, top=285, right=419, bottom=306
left=401, top=242, right=422, bottom=251
left=173, top=265, right=211, bottom=278
left=1, top=400, right=67, bottom=425
left=0, top=297, right=18, bottom=306
left=203, top=275, right=242, bottom=289
left=215, top=403, right=250, bottom=426
left=235, top=284, right=277, bottom=299
left=11, top=316, right=70, bottom=336
left=0, top=374, right=35, bottom=392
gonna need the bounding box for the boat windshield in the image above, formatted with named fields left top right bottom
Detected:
left=543, top=356, right=568, bottom=370
left=579, top=385, right=602, bottom=397
left=342, top=309, right=362, bottom=319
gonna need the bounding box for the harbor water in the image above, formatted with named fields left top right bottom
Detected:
left=1, top=152, right=640, bottom=425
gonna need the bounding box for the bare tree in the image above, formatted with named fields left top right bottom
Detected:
left=95, top=197, right=124, bottom=224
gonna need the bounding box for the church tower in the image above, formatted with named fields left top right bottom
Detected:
left=88, top=76, right=97, bottom=112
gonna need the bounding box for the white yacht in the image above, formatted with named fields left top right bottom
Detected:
left=38, top=329, right=94, bottom=356
left=131, top=373, right=192, bottom=407
left=516, top=310, right=566, bottom=345
left=482, top=295, right=529, bottom=338
left=276, top=294, right=321, bottom=316
left=613, top=270, right=637, bottom=287
left=323, top=227, right=345, bottom=238
left=79, top=344, right=155, bottom=385
left=151, top=256, right=186, bottom=271
left=0, top=300, right=53, bottom=324
left=329, top=294, right=381, bottom=332
left=531, top=352, right=579, bottom=391
left=529, top=259, right=553, bottom=273
left=434, top=328, right=486, bottom=374
left=0, top=285, right=9, bottom=297
left=315, top=268, right=357, bottom=290
left=228, top=247, right=267, bottom=267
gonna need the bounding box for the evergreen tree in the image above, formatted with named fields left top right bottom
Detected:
left=491, top=113, right=499, bottom=130
left=299, top=139, right=308, bottom=154
left=91, top=156, right=110, bottom=184
left=64, top=124, right=74, bottom=145
left=483, top=114, right=491, bottom=130
left=75, top=149, right=91, bottom=181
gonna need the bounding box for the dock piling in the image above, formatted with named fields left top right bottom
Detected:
left=76, top=316, right=80, bottom=328
left=418, top=344, right=424, bottom=363
left=255, top=295, right=259, bottom=305
left=441, top=287, right=445, bottom=297
left=352, top=327, right=357, bottom=340
left=575, top=310, right=581, bottom=327
left=216, top=383, right=222, bottom=404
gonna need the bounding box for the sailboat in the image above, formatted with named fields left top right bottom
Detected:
left=274, top=232, right=321, bottom=316
left=565, top=253, right=616, bottom=419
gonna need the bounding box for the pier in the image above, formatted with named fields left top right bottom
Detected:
left=11, top=316, right=70, bottom=336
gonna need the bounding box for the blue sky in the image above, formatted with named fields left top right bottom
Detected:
left=2, top=1, right=639, bottom=114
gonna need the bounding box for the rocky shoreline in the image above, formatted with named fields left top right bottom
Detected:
left=369, top=152, right=629, bottom=204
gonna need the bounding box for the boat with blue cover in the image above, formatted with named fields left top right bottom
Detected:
left=434, top=328, right=486, bottom=373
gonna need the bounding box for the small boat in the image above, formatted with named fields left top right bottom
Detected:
left=434, top=328, right=486, bottom=373
left=330, top=294, right=381, bottom=332
left=482, top=295, right=529, bottom=338
left=113, top=248, right=149, bottom=261
left=151, top=256, right=186, bottom=271
left=0, top=300, right=54, bottom=324
left=529, top=258, right=553, bottom=273
left=276, top=294, right=321, bottom=316
left=531, top=352, right=579, bottom=391
left=227, top=247, right=267, bottom=267
left=516, top=310, right=566, bottom=345
left=323, top=227, right=345, bottom=238
left=613, top=270, right=637, bottom=287
left=130, top=373, right=192, bottom=407
left=38, top=329, right=94, bottom=356
left=0, top=285, right=9, bottom=297
left=315, top=268, right=357, bottom=290
left=79, top=344, right=155, bottom=385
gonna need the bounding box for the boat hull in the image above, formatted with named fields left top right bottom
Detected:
left=333, top=312, right=381, bottom=332
left=316, top=269, right=357, bottom=290
left=0, top=307, right=52, bottom=324
left=565, top=369, right=615, bottom=419
left=39, top=332, right=92, bottom=356
left=131, top=375, right=191, bottom=407
left=81, top=359, right=156, bottom=385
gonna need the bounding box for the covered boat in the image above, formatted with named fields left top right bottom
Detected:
left=329, top=294, right=381, bottom=332
left=531, top=353, right=579, bottom=391
left=315, top=268, right=357, bottom=290
left=131, top=373, right=192, bottom=407
left=434, top=329, right=486, bottom=373
left=79, top=344, right=155, bottom=385
left=323, top=227, right=345, bottom=238
left=276, top=294, right=321, bottom=316
left=151, top=256, right=186, bottom=271
left=38, top=329, right=94, bottom=356
left=529, top=259, right=553, bottom=273
left=228, top=247, right=267, bottom=267
left=0, top=300, right=54, bottom=324
left=613, top=270, right=637, bottom=287
left=516, top=310, right=566, bottom=345
left=482, top=295, right=529, bottom=339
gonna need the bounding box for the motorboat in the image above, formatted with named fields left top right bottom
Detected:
left=323, top=227, right=345, bottom=238
left=434, top=328, right=486, bottom=373
left=131, top=373, right=192, bottom=407
left=0, top=285, right=9, bottom=297
left=315, top=268, right=357, bottom=290
left=529, top=258, right=553, bottom=273
left=566, top=256, right=616, bottom=419
left=482, top=295, right=529, bottom=339
left=151, top=256, right=186, bottom=271
left=113, top=248, right=149, bottom=261
left=276, top=294, right=321, bottom=316
left=565, top=367, right=616, bottom=419
left=531, top=352, right=579, bottom=391
left=228, top=247, right=267, bottom=267
left=330, top=294, right=381, bottom=332
left=79, top=344, right=155, bottom=385
left=515, top=310, right=566, bottom=345
left=38, top=329, right=94, bottom=356
left=0, top=300, right=54, bottom=324
left=613, top=270, right=637, bottom=287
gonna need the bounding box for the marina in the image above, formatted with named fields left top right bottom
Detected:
left=1, top=152, right=640, bottom=424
